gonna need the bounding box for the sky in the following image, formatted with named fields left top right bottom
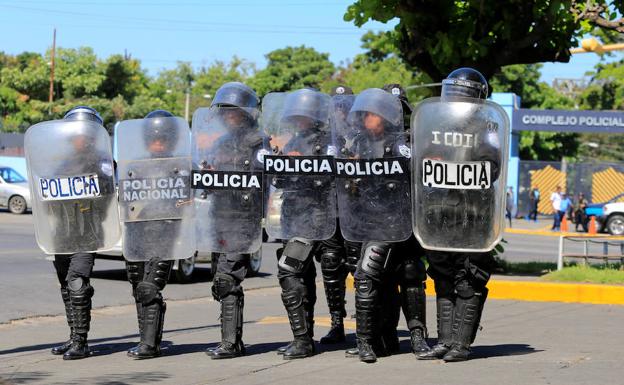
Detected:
left=0, top=0, right=621, bottom=85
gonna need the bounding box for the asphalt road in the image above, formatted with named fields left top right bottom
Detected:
left=0, top=211, right=591, bottom=323
left=1, top=285, right=623, bottom=385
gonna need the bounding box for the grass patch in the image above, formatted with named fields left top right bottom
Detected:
left=542, top=265, right=624, bottom=284
left=494, top=257, right=557, bottom=276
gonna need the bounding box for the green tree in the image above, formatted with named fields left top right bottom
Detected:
left=249, top=46, right=335, bottom=96
left=99, top=55, right=148, bottom=102
left=53, top=47, right=105, bottom=99
left=345, top=0, right=624, bottom=81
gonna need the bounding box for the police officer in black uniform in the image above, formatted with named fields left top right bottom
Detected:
left=202, top=82, right=270, bottom=359
left=318, top=85, right=361, bottom=346
left=342, top=88, right=427, bottom=363
left=124, top=110, right=182, bottom=359
left=416, top=68, right=499, bottom=362
left=50, top=106, right=114, bottom=360
left=273, top=88, right=339, bottom=359
left=377, top=84, right=429, bottom=357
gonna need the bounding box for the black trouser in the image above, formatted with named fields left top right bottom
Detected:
left=354, top=237, right=427, bottom=347
left=54, top=253, right=95, bottom=286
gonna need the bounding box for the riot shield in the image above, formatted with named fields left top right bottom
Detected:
left=24, top=119, right=120, bottom=254
left=191, top=106, right=267, bottom=254
left=411, top=97, right=510, bottom=252
left=261, top=90, right=336, bottom=240
left=116, top=116, right=195, bottom=261
left=334, top=88, right=412, bottom=242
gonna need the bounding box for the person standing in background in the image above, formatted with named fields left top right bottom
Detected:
left=550, top=186, right=563, bottom=230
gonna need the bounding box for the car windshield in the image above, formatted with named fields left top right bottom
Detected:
left=608, top=193, right=624, bottom=203
left=0, top=167, right=27, bottom=183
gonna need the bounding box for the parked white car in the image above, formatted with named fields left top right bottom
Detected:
left=95, top=239, right=263, bottom=283
left=0, top=166, right=31, bottom=214
left=603, top=200, right=624, bottom=236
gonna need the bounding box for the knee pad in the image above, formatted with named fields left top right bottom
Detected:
left=455, top=279, right=475, bottom=299
left=212, top=274, right=237, bottom=301
left=67, top=276, right=88, bottom=292
left=279, top=276, right=303, bottom=292
left=320, top=251, right=343, bottom=273
left=136, top=282, right=161, bottom=305
left=360, top=243, right=390, bottom=280
left=126, top=261, right=144, bottom=285
left=278, top=238, right=316, bottom=274
left=67, top=277, right=94, bottom=298
left=403, top=258, right=426, bottom=282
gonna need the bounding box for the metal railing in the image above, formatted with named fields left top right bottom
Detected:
left=557, top=235, right=624, bottom=270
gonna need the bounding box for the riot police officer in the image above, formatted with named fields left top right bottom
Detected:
left=50, top=107, right=114, bottom=359
left=121, top=110, right=193, bottom=359
left=377, top=84, right=429, bottom=357
left=194, top=82, right=269, bottom=359
left=412, top=68, right=507, bottom=362
left=266, top=88, right=337, bottom=359
left=318, top=85, right=360, bottom=346
left=335, top=88, right=427, bottom=363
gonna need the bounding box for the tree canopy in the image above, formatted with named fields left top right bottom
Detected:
left=344, top=0, right=624, bottom=81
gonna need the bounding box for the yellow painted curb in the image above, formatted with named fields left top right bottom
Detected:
left=345, top=276, right=624, bottom=305
left=503, top=228, right=624, bottom=238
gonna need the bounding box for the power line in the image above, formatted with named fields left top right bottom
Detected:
left=0, top=4, right=364, bottom=32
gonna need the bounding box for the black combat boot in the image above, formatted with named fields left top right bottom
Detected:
left=320, top=311, right=345, bottom=344
left=127, top=298, right=144, bottom=357
left=355, top=278, right=382, bottom=363
left=319, top=257, right=347, bottom=344
left=281, top=289, right=315, bottom=360
left=128, top=300, right=166, bottom=359
left=52, top=287, right=74, bottom=355
left=417, top=297, right=453, bottom=360
left=209, top=295, right=245, bottom=359
left=63, top=285, right=93, bottom=360
left=443, top=294, right=482, bottom=362
left=402, top=286, right=431, bottom=354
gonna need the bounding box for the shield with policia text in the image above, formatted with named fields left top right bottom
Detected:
left=116, top=115, right=195, bottom=261
left=25, top=119, right=120, bottom=254
left=333, top=88, right=412, bottom=242
left=411, top=97, right=510, bottom=252
left=191, top=105, right=268, bottom=254
left=261, top=89, right=336, bottom=240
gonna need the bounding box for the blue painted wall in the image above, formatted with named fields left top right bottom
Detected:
left=491, top=92, right=521, bottom=213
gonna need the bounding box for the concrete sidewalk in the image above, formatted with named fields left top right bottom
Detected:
left=1, top=285, right=623, bottom=385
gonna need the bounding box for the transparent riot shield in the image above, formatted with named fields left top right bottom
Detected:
left=411, top=97, right=510, bottom=252
left=24, top=119, right=120, bottom=254
left=334, top=89, right=412, bottom=242
left=191, top=106, right=266, bottom=254
left=116, top=116, right=195, bottom=261
left=261, top=90, right=336, bottom=240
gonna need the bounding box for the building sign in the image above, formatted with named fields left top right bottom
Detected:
left=513, top=109, right=624, bottom=134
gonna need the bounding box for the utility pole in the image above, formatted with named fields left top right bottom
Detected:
left=184, top=73, right=193, bottom=122
left=48, top=28, right=56, bottom=111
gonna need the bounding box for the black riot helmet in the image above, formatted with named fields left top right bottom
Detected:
left=64, top=106, right=103, bottom=126
left=280, top=88, right=330, bottom=130
left=382, top=83, right=412, bottom=114
left=143, top=109, right=179, bottom=155
left=441, top=67, right=488, bottom=100
left=348, top=88, right=402, bottom=132
left=211, top=82, right=260, bottom=120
